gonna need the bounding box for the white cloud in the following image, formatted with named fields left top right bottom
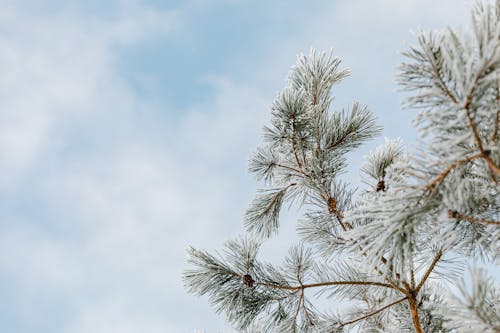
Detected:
left=0, top=224, right=84, bottom=290
left=180, top=76, right=268, bottom=163
left=63, top=298, right=177, bottom=333
left=0, top=1, right=206, bottom=332
left=0, top=1, right=268, bottom=331
left=0, top=1, right=178, bottom=188
left=0, top=0, right=478, bottom=332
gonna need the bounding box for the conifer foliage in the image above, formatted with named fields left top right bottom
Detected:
left=184, top=1, right=500, bottom=332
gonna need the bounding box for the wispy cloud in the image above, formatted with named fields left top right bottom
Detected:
left=0, top=1, right=178, bottom=186
left=0, top=0, right=473, bottom=332
left=0, top=0, right=270, bottom=330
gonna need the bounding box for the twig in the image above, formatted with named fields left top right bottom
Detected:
left=492, top=81, right=499, bottom=142
left=410, top=260, right=416, bottom=289
left=290, top=113, right=304, bottom=169
left=462, top=67, right=500, bottom=179
left=302, top=304, right=313, bottom=325
left=324, top=131, right=353, bottom=151
left=292, top=291, right=303, bottom=323
left=274, top=163, right=308, bottom=177
left=449, top=210, right=500, bottom=225
left=423, top=39, right=458, bottom=104
left=416, top=249, right=443, bottom=292
left=464, top=106, right=486, bottom=152
left=424, top=153, right=484, bottom=194
left=255, top=280, right=395, bottom=291
left=340, top=297, right=408, bottom=327
left=433, top=56, right=500, bottom=179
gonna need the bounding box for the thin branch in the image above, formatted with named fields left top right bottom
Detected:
left=462, top=67, right=500, bottom=178
left=274, top=163, right=308, bottom=177
left=434, top=57, right=500, bottom=179
left=302, top=299, right=314, bottom=326
left=321, top=194, right=406, bottom=292
left=424, top=153, right=484, bottom=194
left=267, top=182, right=296, bottom=211
left=427, top=43, right=458, bottom=104
left=312, top=91, right=322, bottom=153
left=491, top=109, right=500, bottom=143
left=492, top=81, right=499, bottom=142
left=324, top=131, right=353, bottom=151
left=340, top=297, right=408, bottom=327
left=464, top=106, right=486, bottom=152
left=290, top=113, right=304, bottom=169
left=255, top=280, right=396, bottom=291
left=493, top=110, right=499, bottom=142
left=416, top=249, right=443, bottom=292
left=292, top=291, right=303, bottom=323
left=322, top=193, right=406, bottom=292
left=410, top=260, right=416, bottom=289
left=269, top=290, right=299, bottom=302
left=449, top=210, right=500, bottom=225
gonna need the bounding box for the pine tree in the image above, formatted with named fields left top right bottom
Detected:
left=184, top=1, right=500, bottom=332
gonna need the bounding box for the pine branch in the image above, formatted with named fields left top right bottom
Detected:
left=321, top=192, right=406, bottom=291
left=493, top=81, right=499, bottom=142
left=493, top=108, right=499, bottom=142
left=424, top=152, right=484, bottom=194
left=185, top=4, right=500, bottom=329
left=293, top=291, right=303, bottom=323
left=409, top=257, right=416, bottom=290
left=274, top=163, right=308, bottom=177
left=456, top=51, right=499, bottom=179
left=416, top=249, right=443, bottom=293
left=424, top=37, right=458, bottom=105
left=244, top=183, right=297, bottom=237
left=290, top=109, right=304, bottom=169
left=340, top=297, right=408, bottom=327
left=448, top=210, right=500, bottom=225
left=301, top=296, right=314, bottom=326
left=255, top=280, right=396, bottom=291
left=439, top=267, right=500, bottom=333
left=464, top=102, right=500, bottom=178
left=323, top=103, right=381, bottom=153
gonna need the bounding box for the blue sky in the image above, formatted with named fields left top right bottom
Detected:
left=0, top=1, right=471, bottom=332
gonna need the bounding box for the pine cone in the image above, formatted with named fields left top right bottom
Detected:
left=376, top=180, right=385, bottom=192
left=242, top=274, right=254, bottom=288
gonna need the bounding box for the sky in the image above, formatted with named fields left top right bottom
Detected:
left=0, top=0, right=473, bottom=332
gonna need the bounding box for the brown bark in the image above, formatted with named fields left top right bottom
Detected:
left=408, top=297, right=424, bottom=333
